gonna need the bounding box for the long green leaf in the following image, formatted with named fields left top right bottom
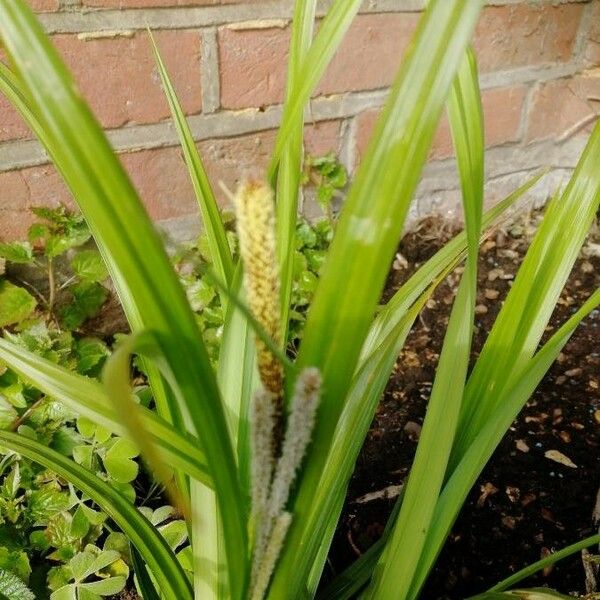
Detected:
left=306, top=287, right=433, bottom=596
left=0, top=430, right=193, bottom=600
left=453, top=121, right=600, bottom=463
left=268, top=0, right=362, bottom=180
left=269, top=4, right=484, bottom=596
left=131, top=546, right=162, bottom=600
left=407, top=287, right=600, bottom=599
left=482, top=533, right=600, bottom=595
left=0, top=4, right=247, bottom=594
left=366, top=47, right=484, bottom=600
left=218, top=265, right=258, bottom=488
left=0, top=337, right=210, bottom=486
left=150, top=32, right=233, bottom=288
left=276, top=0, right=317, bottom=336
left=361, top=170, right=545, bottom=364
left=470, top=590, right=572, bottom=600
left=102, top=331, right=192, bottom=518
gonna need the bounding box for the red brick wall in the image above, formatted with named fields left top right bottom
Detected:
left=1, top=0, right=599, bottom=240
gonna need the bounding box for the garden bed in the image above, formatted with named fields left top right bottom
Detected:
left=326, top=211, right=600, bottom=598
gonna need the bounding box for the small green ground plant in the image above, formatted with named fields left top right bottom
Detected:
left=0, top=208, right=192, bottom=597
left=0, top=203, right=332, bottom=596
left=0, top=1, right=599, bottom=599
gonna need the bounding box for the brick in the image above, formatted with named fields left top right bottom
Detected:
left=317, top=14, right=419, bottom=97
left=0, top=98, right=32, bottom=143
left=0, top=166, right=73, bottom=241
left=218, top=25, right=289, bottom=110
left=83, top=0, right=238, bottom=6
left=430, top=86, right=528, bottom=160
left=526, top=74, right=600, bottom=143
left=28, top=0, right=59, bottom=11
left=51, top=30, right=202, bottom=130
left=1, top=31, right=202, bottom=142
left=474, top=3, right=584, bottom=72
left=0, top=121, right=340, bottom=237
left=584, top=0, right=600, bottom=67
left=354, top=86, right=527, bottom=165
left=354, top=109, right=379, bottom=169
left=219, top=14, right=418, bottom=110
left=123, top=120, right=341, bottom=221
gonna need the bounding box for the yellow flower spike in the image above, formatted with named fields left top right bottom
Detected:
left=234, top=180, right=284, bottom=399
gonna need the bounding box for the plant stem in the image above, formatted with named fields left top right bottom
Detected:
left=47, top=257, right=56, bottom=315
left=10, top=397, right=45, bottom=432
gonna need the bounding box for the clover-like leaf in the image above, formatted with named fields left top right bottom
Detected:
left=50, top=549, right=126, bottom=600
left=158, top=520, right=188, bottom=551
left=101, top=439, right=139, bottom=484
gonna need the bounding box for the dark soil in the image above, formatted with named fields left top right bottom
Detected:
left=326, top=212, right=600, bottom=598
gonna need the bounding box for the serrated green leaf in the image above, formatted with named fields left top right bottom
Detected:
left=70, top=506, right=90, bottom=539
left=0, top=280, right=37, bottom=327
left=51, top=427, right=83, bottom=457
left=0, top=370, right=26, bottom=408
left=28, top=485, right=70, bottom=523
left=150, top=505, right=174, bottom=526
left=72, top=549, right=119, bottom=581
left=45, top=227, right=91, bottom=258
left=0, top=397, right=17, bottom=429
left=75, top=338, right=109, bottom=375
left=103, top=532, right=129, bottom=559
left=70, top=251, right=108, bottom=283
left=60, top=282, right=108, bottom=330
left=185, top=278, right=216, bottom=312
left=28, top=223, right=50, bottom=244
left=0, top=548, right=30, bottom=582
left=0, top=241, right=33, bottom=264
left=50, top=583, right=78, bottom=600
left=0, top=568, right=35, bottom=600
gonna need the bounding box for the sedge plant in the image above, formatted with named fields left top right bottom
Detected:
left=0, top=1, right=599, bottom=599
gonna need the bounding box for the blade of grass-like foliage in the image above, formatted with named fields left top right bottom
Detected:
left=407, top=287, right=600, bottom=599
left=469, top=590, right=572, bottom=600
left=1, top=24, right=178, bottom=439
left=453, top=121, right=600, bottom=463
left=361, top=170, right=545, bottom=363
left=480, top=533, right=600, bottom=595
left=0, top=3, right=247, bottom=594
left=317, top=172, right=543, bottom=599
left=268, top=0, right=361, bottom=181
left=0, top=62, right=44, bottom=143
left=276, top=0, right=317, bottom=334
left=204, top=268, right=296, bottom=375
left=306, top=288, right=434, bottom=596
left=289, top=167, right=541, bottom=600
left=102, top=332, right=191, bottom=517
left=0, top=430, right=193, bottom=600
left=268, top=4, right=484, bottom=596
left=366, top=48, right=484, bottom=600
left=131, top=547, right=161, bottom=600
left=0, top=337, right=210, bottom=485
left=218, top=266, right=258, bottom=488
left=150, top=32, right=233, bottom=288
